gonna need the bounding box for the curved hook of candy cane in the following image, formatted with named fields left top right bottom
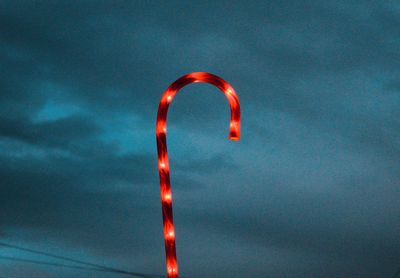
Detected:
left=156, top=72, right=241, bottom=278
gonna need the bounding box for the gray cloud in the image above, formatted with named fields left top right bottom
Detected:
left=0, top=1, right=399, bottom=277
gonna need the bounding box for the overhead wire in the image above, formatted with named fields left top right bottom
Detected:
left=0, top=242, right=163, bottom=277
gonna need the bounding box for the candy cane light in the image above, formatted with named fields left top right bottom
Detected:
left=156, top=72, right=241, bottom=278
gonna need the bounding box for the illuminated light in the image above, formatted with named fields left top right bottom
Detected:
left=167, top=258, right=178, bottom=276
left=167, top=266, right=177, bottom=274
left=156, top=72, right=241, bottom=278
left=156, top=122, right=166, bottom=134
left=166, top=229, right=175, bottom=239
left=169, top=268, right=176, bottom=273
left=163, top=193, right=172, bottom=202
left=164, top=227, right=175, bottom=241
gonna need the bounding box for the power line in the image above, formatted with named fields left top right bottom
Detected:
left=0, top=255, right=118, bottom=273
left=0, top=242, right=163, bottom=278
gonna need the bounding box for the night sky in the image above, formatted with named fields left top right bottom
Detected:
left=1, top=1, right=400, bottom=277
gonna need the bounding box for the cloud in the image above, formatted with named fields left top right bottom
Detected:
left=0, top=1, right=399, bottom=277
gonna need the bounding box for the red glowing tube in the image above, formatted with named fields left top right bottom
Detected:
left=156, top=72, right=241, bottom=278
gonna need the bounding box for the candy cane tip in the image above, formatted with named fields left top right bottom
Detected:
left=229, top=120, right=240, bottom=141
left=229, top=126, right=240, bottom=141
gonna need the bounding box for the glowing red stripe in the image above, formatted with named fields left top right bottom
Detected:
left=156, top=72, right=241, bottom=277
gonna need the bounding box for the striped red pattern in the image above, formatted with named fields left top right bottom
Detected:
left=156, top=72, right=241, bottom=278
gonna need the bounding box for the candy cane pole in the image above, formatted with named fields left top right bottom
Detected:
left=156, top=72, right=241, bottom=278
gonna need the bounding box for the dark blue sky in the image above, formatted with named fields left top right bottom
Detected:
left=1, top=1, right=399, bottom=277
